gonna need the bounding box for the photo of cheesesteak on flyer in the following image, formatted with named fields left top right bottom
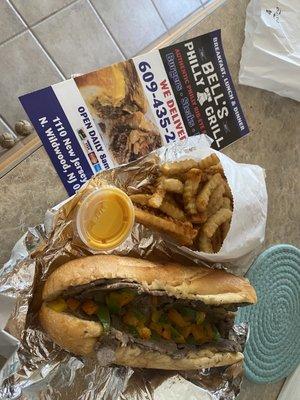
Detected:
left=75, top=60, right=162, bottom=164
left=40, top=255, right=256, bottom=370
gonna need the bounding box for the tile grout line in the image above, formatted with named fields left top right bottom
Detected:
left=29, top=0, right=79, bottom=29
left=0, top=0, right=27, bottom=46
left=141, top=3, right=214, bottom=54
left=0, top=26, right=27, bottom=47
left=149, top=0, right=169, bottom=30
left=6, top=0, right=66, bottom=80
left=86, top=0, right=126, bottom=59
left=28, top=31, right=66, bottom=79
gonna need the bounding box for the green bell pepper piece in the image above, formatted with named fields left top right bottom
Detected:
left=132, top=308, right=147, bottom=323
left=213, top=326, right=221, bottom=341
left=127, top=326, right=138, bottom=337
left=175, top=306, right=196, bottom=320
left=186, top=335, right=197, bottom=345
left=93, top=293, right=104, bottom=302
left=159, top=313, right=169, bottom=324
left=118, top=289, right=136, bottom=306
left=106, top=292, right=121, bottom=313
left=196, top=311, right=206, bottom=325
left=170, top=326, right=181, bottom=339
left=97, top=305, right=110, bottom=331
left=151, top=331, right=160, bottom=341
left=105, top=290, right=136, bottom=313
left=151, top=309, right=162, bottom=323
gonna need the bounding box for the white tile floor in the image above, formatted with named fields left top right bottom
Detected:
left=11, top=0, right=75, bottom=26
left=33, top=0, right=124, bottom=76
left=92, top=0, right=167, bottom=57
left=0, top=0, right=213, bottom=135
left=0, top=31, right=62, bottom=127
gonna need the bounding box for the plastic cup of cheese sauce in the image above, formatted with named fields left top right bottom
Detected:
left=76, top=187, right=134, bottom=251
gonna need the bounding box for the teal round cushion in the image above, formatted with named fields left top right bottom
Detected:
left=236, top=244, right=300, bottom=383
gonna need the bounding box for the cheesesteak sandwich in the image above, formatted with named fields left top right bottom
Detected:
left=39, top=255, right=256, bottom=370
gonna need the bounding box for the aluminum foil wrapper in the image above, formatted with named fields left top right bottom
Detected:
left=0, top=137, right=251, bottom=399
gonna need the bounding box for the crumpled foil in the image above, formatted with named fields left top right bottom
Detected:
left=0, top=137, right=250, bottom=399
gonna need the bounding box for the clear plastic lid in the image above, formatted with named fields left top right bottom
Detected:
left=76, top=187, right=134, bottom=251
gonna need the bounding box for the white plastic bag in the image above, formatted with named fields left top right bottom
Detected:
left=239, top=0, right=300, bottom=102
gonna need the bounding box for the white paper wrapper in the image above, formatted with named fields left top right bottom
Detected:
left=239, top=0, right=300, bottom=101
left=172, top=138, right=268, bottom=263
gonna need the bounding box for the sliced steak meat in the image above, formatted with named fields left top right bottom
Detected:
left=63, top=279, right=143, bottom=299
left=63, top=278, right=241, bottom=313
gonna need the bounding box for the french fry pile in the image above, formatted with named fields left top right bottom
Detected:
left=130, top=154, right=233, bottom=253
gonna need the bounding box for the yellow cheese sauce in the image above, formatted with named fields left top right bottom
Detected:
left=76, top=187, right=134, bottom=250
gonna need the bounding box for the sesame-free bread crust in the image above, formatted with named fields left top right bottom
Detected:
left=115, top=345, right=243, bottom=370
left=42, top=255, right=257, bottom=306
left=39, top=303, right=103, bottom=356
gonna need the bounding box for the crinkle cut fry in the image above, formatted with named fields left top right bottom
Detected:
left=206, top=184, right=225, bottom=215
left=190, top=192, right=223, bottom=224
left=148, top=177, right=183, bottom=208
left=183, top=168, right=202, bottom=215
left=221, top=197, right=232, bottom=239
left=159, top=198, right=186, bottom=221
left=211, top=227, right=223, bottom=253
left=222, top=196, right=231, bottom=210
left=206, top=163, right=224, bottom=175
left=202, top=173, right=213, bottom=183
left=134, top=206, right=197, bottom=246
left=160, top=159, right=198, bottom=176
left=222, top=221, right=231, bottom=241
left=131, top=193, right=186, bottom=221
left=196, top=173, right=223, bottom=212
left=191, top=213, right=208, bottom=224
left=130, top=194, right=151, bottom=206
left=163, top=178, right=183, bottom=193
left=203, top=208, right=232, bottom=239
left=198, top=153, right=219, bottom=170
left=148, top=178, right=166, bottom=208
left=224, top=181, right=233, bottom=200
left=198, top=230, right=213, bottom=253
